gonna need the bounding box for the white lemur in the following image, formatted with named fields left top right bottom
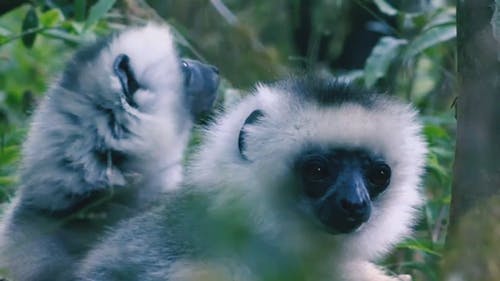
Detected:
left=0, top=24, right=219, bottom=281
left=77, top=75, right=427, bottom=281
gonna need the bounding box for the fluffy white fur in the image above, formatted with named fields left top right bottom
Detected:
left=0, top=24, right=191, bottom=281
left=188, top=83, right=427, bottom=280
left=78, top=78, right=426, bottom=281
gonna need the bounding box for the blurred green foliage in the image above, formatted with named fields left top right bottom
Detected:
left=0, top=0, right=456, bottom=280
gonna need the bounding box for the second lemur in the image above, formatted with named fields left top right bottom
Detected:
left=0, top=24, right=219, bottom=281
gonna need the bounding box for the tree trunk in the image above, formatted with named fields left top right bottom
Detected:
left=444, top=0, right=500, bottom=280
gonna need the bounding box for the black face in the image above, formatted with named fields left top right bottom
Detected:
left=295, top=148, right=391, bottom=234
left=181, top=59, right=220, bottom=118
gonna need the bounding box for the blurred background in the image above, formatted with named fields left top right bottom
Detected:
left=0, top=0, right=458, bottom=280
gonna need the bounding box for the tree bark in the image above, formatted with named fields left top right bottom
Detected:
left=444, top=0, right=500, bottom=279
left=453, top=0, right=500, bottom=226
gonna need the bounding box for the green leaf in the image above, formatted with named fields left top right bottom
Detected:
left=0, top=34, right=7, bottom=45
left=409, top=13, right=428, bottom=30
left=423, top=124, right=448, bottom=139
left=424, top=8, right=456, bottom=30
left=374, top=0, right=398, bottom=16
left=429, top=146, right=453, bottom=159
left=61, top=21, right=85, bottom=35
left=84, top=0, right=116, bottom=29
left=21, top=7, right=39, bottom=48
left=397, top=239, right=442, bottom=256
left=75, top=0, right=87, bottom=21
left=41, top=29, right=84, bottom=45
left=0, top=145, right=20, bottom=164
left=405, top=23, right=456, bottom=58
left=40, top=9, right=64, bottom=28
left=426, top=153, right=448, bottom=181
left=364, top=36, right=407, bottom=88
left=0, top=176, right=17, bottom=187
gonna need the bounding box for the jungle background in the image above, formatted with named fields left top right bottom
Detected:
left=0, top=0, right=497, bottom=281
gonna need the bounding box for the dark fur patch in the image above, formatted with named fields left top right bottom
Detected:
left=272, top=75, right=379, bottom=108
left=60, top=36, right=112, bottom=91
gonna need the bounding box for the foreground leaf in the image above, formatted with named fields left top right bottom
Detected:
left=40, top=9, right=64, bottom=28
left=84, top=0, right=116, bottom=29
left=21, top=7, right=39, bottom=48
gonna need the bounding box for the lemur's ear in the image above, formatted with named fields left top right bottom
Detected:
left=238, top=109, right=265, bottom=161
left=113, top=54, right=139, bottom=107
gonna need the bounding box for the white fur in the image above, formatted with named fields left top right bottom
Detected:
left=0, top=24, right=190, bottom=281
left=75, top=78, right=425, bottom=281
left=188, top=83, right=427, bottom=279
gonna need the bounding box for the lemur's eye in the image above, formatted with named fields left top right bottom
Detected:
left=298, top=155, right=332, bottom=198
left=301, top=156, right=330, bottom=183
left=181, top=60, right=191, bottom=85
left=367, top=163, right=391, bottom=188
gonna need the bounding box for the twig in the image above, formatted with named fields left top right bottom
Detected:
left=0, top=26, right=58, bottom=47
left=209, top=0, right=238, bottom=25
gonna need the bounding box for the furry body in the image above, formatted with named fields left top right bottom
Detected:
left=78, top=76, right=426, bottom=281
left=0, top=24, right=218, bottom=281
